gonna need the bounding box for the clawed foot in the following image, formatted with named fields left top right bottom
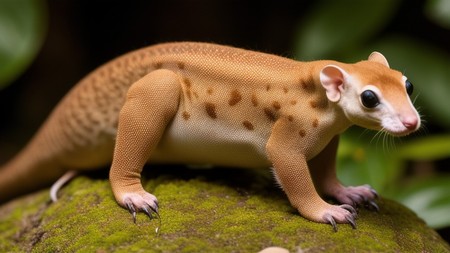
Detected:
left=331, top=184, right=379, bottom=212
left=121, top=192, right=159, bottom=223
left=321, top=204, right=358, bottom=232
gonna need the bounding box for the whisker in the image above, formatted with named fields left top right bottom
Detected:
left=371, top=127, right=386, bottom=151
left=416, top=123, right=429, bottom=136
left=383, top=132, right=388, bottom=152
left=412, top=92, right=420, bottom=105
left=360, top=129, right=371, bottom=139
left=390, top=134, right=399, bottom=152
left=379, top=130, right=399, bottom=154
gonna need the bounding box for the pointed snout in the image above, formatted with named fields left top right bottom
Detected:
left=401, top=115, right=420, bottom=131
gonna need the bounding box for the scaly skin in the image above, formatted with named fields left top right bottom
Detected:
left=0, top=42, right=420, bottom=231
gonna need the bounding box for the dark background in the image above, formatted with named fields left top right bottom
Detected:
left=0, top=0, right=449, bottom=242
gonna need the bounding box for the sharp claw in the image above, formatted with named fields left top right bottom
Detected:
left=341, top=204, right=357, bottom=217
left=143, top=206, right=153, bottom=219
left=371, top=189, right=379, bottom=199
left=324, top=214, right=338, bottom=232
left=126, top=202, right=137, bottom=223
left=351, top=193, right=363, bottom=204
left=150, top=204, right=159, bottom=214
left=346, top=216, right=357, bottom=229
left=369, top=200, right=379, bottom=212
left=362, top=195, right=368, bottom=203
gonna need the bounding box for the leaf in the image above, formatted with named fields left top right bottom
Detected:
left=0, top=0, right=47, bottom=88
left=393, top=176, right=450, bottom=229
left=294, top=0, right=401, bottom=60
left=398, top=134, right=450, bottom=160
left=337, top=131, right=404, bottom=192
left=425, top=0, right=450, bottom=29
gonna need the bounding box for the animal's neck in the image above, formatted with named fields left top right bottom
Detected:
left=308, top=61, right=353, bottom=134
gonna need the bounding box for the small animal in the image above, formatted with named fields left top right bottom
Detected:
left=0, top=42, right=420, bottom=231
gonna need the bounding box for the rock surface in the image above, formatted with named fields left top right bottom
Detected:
left=1, top=166, right=449, bottom=252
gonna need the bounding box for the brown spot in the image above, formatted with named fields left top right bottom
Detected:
left=283, top=87, right=289, bottom=93
left=287, top=115, right=294, bottom=122
left=242, top=120, right=254, bottom=130
left=116, top=61, right=122, bottom=68
left=186, top=90, right=192, bottom=101
left=264, top=108, right=277, bottom=121
left=184, top=78, right=192, bottom=101
left=139, top=52, right=146, bottom=60
left=299, top=130, right=306, bottom=137
left=207, top=88, right=214, bottom=95
left=182, top=111, right=191, bottom=120
left=193, top=91, right=199, bottom=99
left=300, top=76, right=316, bottom=92
left=266, top=85, right=271, bottom=91
left=205, top=102, right=217, bottom=119
left=272, top=101, right=281, bottom=110
left=310, top=99, right=328, bottom=109
left=177, top=62, right=185, bottom=69
left=290, top=100, right=297, bottom=106
left=312, top=118, right=319, bottom=128
left=251, top=93, right=259, bottom=107
left=183, top=78, right=192, bottom=88
left=228, top=89, right=242, bottom=106
left=154, top=62, right=163, bottom=69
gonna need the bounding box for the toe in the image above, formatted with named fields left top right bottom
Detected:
left=345, top=215, right=357, bottom=229
left=125, top=201, right=137, bottom=223
left=366, top=200, right=379, bottom=212
left=324, top=214, right=338, bottom=232
left=332, top=185, right=379, bottom=212
left=120, top=192, right=159, bottom=223
left=340, top=204, right=358, bottom=217
left=320, top=204, right=358, bottom=232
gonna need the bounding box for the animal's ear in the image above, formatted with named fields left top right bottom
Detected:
left=368, top=51, right=389, bottom=68
left=320, top=65, right=348, bottom=102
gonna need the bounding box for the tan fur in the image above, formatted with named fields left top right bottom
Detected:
left=0, top=42, right=420, bottom=229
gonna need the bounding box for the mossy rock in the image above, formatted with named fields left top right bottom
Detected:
left=0, top=166, right=449, bottom=252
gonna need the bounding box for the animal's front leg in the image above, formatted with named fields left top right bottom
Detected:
left=109, top=69, right=181, bottom=222
left=309, top=135, right=379, bottom=211
left=266, top=120, right=356, bottom=231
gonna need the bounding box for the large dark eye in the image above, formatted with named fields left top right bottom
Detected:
left=405, top=80, right=414, bottom=95
left=361, top=90, right=379, bottom=108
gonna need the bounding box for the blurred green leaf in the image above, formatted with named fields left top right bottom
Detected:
left=399, top=134, right=450, bottom=160
left=425, top=0, right=450, bottom=29
left=337, top=131, right=404, bottom=192
left=294, top=0, right=400, bottom=60
left=394, top=177, right=450, bottom=228
left=367, top=36, right=450, bottom=128
left=0, top=0, right=47, bottom=88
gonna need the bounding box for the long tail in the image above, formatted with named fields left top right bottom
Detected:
left=0, top=139, right=66, bottom=203
left=50, top=170, right=78, bottom=202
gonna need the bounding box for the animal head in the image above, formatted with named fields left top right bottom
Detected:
left=320, top=52, right=420, bottom=136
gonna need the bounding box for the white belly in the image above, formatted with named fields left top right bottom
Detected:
left=150, top=116, right=271, bottom=169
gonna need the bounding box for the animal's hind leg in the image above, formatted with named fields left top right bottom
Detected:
left=109, top=69, right=181, bottom=221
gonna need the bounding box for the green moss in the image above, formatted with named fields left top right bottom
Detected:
left=1, top=167, right=449, bottom=252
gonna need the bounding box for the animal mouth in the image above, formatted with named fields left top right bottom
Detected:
left=381, top=117, right=420, bottom=137
left=384, top=127, right=417, bottom=137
